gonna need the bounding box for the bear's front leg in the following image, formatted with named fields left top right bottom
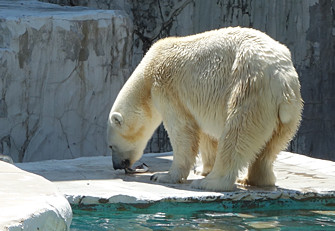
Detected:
left=150, top=167, right=187, bottom=184
left=195, top=132, right=217, bottom=176
left=150, top=114, right=199, bottom=184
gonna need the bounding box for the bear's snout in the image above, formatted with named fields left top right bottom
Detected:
left=113, top=158, right=130, bottom=170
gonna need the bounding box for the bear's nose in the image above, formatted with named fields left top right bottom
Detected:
left=113, top=158, right=130, bottom=170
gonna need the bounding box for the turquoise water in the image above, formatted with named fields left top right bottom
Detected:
left=70, top=198, right=335, bottom=230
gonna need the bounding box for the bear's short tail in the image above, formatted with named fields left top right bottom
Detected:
left=274, top=67, right=303, bottom=125
left=278, top=84, right=303, bottom=125
left=279, top=102, right=295, bottom=124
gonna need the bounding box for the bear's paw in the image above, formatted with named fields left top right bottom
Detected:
left=237, top=175, right=276, bottom=187
left=236, top=178, right=249, bottom=186
left=150, top=172, right=184, bottom=184
left=194, top=165, right=210, bottom=176
left=191, top=177, right=236, bottom=192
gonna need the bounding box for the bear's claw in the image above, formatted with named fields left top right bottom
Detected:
left=150, top=172, right=183, bottom=184
left=150, top=174, right=157, bottom=181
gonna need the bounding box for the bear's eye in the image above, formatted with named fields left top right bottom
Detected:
left=109, top=145, right=113, bottom=150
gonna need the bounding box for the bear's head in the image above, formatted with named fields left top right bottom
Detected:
left=107, top=57, right=163, bottom=171
left=107, top=111, right=148, bottom=170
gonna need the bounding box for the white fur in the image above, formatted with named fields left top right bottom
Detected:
left=108, top=27, right=303, bottom=191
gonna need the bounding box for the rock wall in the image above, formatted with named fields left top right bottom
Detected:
left=0, top=0, right=133, bottom=162
left=57, top=0, right=334, bottom=160
left=1, top=0, right=334, bottom=161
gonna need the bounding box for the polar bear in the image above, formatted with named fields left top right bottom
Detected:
left=107, top=27, right=303, bottom=191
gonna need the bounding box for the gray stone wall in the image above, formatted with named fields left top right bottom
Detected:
left=1, top=0, right=334, bottom=161
left=71, top=0, right=334, bottom=160
left=141, top=0, right=334, bottom=161
left=0, top=1, right=133, bottom=162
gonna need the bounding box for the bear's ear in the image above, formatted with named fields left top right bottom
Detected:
left=111, top=112, right=124, bottom=127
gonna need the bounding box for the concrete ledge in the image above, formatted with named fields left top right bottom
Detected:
left=16, top=152, right=335, bottom=205
left=0, top=161, right=72, bottom=231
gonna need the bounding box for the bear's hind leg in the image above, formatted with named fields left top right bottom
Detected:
left=239, top=119, right=300, bottom=187
left=196, top=132, right=217, bottom=176
left=191, top=102, right=276, bottom=191
left=238, top=136, right=278, bottom=187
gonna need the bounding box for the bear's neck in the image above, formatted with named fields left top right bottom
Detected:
left=114, top=65, right=161, bottom=125
left=124, top=68, right=162, bottom=142
left=120, top=67, right=152, bottom=110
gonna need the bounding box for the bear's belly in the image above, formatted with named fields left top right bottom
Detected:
left=199, top=120, right=224, bottom=139
left=193, top=112, right=226, bottom=139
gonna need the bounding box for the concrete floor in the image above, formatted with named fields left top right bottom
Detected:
left=16, top=151, right=335, bottom=205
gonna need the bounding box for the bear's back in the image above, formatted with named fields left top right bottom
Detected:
left=150, top=27, right=292, bottom=82
left=148, top=27, right=298, bottom=138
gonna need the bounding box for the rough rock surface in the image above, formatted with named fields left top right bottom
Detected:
left=1, top=0, right=334, bottom=161
left=0, top=0, right=133, bottom=162
left=41, top=0, right=335, bottom=160
left=130, top=0, right=335, bottom=160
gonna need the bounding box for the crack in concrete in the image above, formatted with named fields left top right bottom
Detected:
left=58, top=117, right=75, bottom=159
left=20, top=119, right=40, bottom=162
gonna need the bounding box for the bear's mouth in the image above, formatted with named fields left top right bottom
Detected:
left=113, top=158, right=130, bottom=170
